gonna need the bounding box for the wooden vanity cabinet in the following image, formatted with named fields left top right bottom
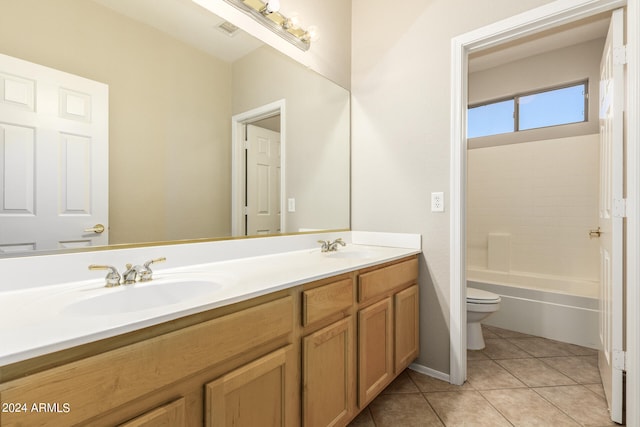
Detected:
left=301, top=276, right=356, bottom=427
left=0, top=294, right=295, bottom=426
left=0, top=254, right=419, bottom=427
left=357, top=257, right=419, bottom=408
left=300, top=256, right=420, bottom=425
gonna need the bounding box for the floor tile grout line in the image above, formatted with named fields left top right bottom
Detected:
left=494, top=356, right=579, bottom=387
left=406, top=368, right=450, bottom=426
left=475, top=328, right=612, bottom=426
left=474, top=388, right=517, bottom=427
left=535, top=354, right=605, bottom=385
left=529, top=384, right=591, bottom=426
left=418, top=391, right=447, bottom=426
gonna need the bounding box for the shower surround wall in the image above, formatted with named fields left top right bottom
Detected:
left=467, top=134, right=600, bottom=282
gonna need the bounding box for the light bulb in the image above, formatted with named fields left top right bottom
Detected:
left=304, top=25, right=319, bottom=42
left=265, top=0, right=280, bottom=13
left=284, top=13, right=300, bottom=29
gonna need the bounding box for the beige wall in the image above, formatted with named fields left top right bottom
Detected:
left=467, top=134, right=600, bottom=279
left=0, top=0, right=233, bottom=244
left=232, top=46, right=350, bottom=232
left=351, top=0, right=555, bottom=374
left=279, top=0, right=352, bottom=89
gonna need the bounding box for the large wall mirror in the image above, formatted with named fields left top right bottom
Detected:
left=0, top=0, right=350, bottom=257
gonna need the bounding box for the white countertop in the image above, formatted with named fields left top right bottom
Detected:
left=0, top=242, right=420, bottom=366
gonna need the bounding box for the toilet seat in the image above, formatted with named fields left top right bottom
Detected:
left=467, top=287, right=501, bottom=304
left=466, top=287, right=501, bottom=350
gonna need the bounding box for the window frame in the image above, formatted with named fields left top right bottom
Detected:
left=468, top=79, right=589, bottom=138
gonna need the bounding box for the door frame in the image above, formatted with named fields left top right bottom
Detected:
left=449, top=0, right=639, bottom=423
left=231, top=99, right=286, bottom=236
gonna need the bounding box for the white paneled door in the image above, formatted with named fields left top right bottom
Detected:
left=598, top=8, right=625, bottom=424
left=0, top=53, right=108, bottom=254
left=245, top=124, right=281, bottom=235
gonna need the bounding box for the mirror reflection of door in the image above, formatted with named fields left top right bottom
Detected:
left=0, top=53, right=109, bottom=254
left=245, top=122, right=281, bottom=235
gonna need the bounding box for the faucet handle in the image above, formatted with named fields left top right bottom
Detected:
left=140, top=257, right=166, bottom=281
left=317, top=240, right=330, bottom=252
left=327, top=238, right=347, bottom=252
left=88, top=264, right=121, bottom=287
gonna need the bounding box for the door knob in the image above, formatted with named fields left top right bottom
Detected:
left=589, top=227, right=602, bottom=239
left=84, top=224, right=105, bottom=234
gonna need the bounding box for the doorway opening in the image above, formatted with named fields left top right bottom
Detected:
left=231, top=100, right=286, bottom=236
left=465, top=16, right=607, bottom=346
left=450, top=2, right=635, bottom=424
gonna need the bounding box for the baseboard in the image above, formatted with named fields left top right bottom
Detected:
left=408, top=362, right=450, bottom=383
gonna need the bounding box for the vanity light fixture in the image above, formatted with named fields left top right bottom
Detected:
left=220, top=0, right=314, bottom=51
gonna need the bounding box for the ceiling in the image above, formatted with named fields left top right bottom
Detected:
left=92, top=1, right=610, bottom=77
left=469, top=12, right=611, bottom=73
left=91, top=0, right=263, bottom=62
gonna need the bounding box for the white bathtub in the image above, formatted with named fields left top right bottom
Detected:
left=467, top=268, right=600, bottom=349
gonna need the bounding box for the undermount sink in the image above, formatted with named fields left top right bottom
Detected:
left=62, top=279, right=225, bottom=316
left=324, top=250, right=377, bottom=260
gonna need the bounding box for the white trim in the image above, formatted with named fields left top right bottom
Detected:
left=450, top=0, right=630, bottom=390
left=625, top=0, right=640, bottom=424
left=450, top=33, right=468, bottom=386
left=231, top=99, right=286, bottom=236
left=409, top=363, right=450, bottom=383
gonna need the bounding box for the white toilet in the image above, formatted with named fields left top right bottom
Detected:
left=467, top=287, right=501, bottom=350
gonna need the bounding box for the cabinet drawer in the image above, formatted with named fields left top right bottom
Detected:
left=358, top=257, right=418, bottom=302
left=302, top=278, right=353, bottom=326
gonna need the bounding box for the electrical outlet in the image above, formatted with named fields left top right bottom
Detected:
left=431, top=192, right=444, bottom=212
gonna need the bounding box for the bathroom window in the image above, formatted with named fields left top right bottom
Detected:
left=467, top=99, right=514, bottom=138
left=468, top=81, right=588, bottom=138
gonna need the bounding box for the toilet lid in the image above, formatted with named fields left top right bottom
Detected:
left=467, top=287, right=501, bottom=303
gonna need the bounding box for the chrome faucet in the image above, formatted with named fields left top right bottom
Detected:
left=318, top=238, right=346, bottom=252
left=328, top=238, right=347, bottom=251
left=122, top=264, right=144, bottom=284
left=88, top=257, right=166, bottom=287
left=88, top=264, right=122, bottom=287
left=123, top=257, right=167, bottom=284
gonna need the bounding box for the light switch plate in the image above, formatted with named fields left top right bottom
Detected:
left=431, top=192, right=444, bottom=212
left=287, top=198, right=296, bottom=212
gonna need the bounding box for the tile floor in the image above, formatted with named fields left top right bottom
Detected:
left=349, top=325, right=621, bottom=427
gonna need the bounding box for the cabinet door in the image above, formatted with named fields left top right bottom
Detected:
left=394, top=285, right=419, bottom=373
left=358, top=298, right=393, bottom=407
left=119, top=398, right=185, bottom=427
left=303, top=316, right=354, bottom=427
left=205, top=345, right=295, bottom=427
